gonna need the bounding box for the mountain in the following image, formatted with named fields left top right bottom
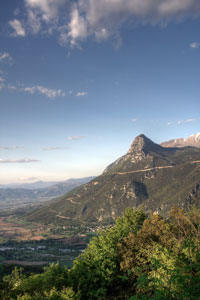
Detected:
left=0, top=177, right=95, bottom=210
left=36, top=177, right=95, bottom=198
left=161, top=133, right=200, bottom=148
left=25, top=134, right=200, bottom=226
left=0, top=181, right=60, bottom=190
left=0, top=178, right=95, bottom=190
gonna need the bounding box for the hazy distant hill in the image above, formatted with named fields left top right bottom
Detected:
left=0, top=181, right=60, bottom=190
left=0, top=177, right=95, bottom=209
left=36, top=177, right=95, bottom=198
left=161, top=133, right=200, bottom=148
left=26, top=134, right=200, bottom=225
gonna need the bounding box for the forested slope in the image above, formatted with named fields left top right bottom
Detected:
left=1, top=207, right=200, bottom=300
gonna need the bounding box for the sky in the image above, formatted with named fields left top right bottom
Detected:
left=0, top=0, right=200, bottom=184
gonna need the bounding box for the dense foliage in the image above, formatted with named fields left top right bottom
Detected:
left=1, top=207, right=200, bottom=299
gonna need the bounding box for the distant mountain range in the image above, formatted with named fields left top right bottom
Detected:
left=26, top=134, right=200, bottom=226
left=161, top=133, right=200, bottom=148
left=0, top=181, right=61, bottom=190
left=0, top=177, right=95, bottom=210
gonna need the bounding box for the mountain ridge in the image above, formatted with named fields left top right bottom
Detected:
left=161, top=133, right=200, bottom=148
left=0, top=177, right=95, bottom=210
left=25, top=134, right=200, bottom=226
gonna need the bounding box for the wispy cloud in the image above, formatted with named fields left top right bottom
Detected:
left=190, top=42, right=200, bottom=49
left=177, top=120, right=183, bottom=125
left=24, top=0, right=69, bottom=35
left=167, top=118, right=197, bottom=126
left=67, top=6, right=88, bottom=47
left=7, top=85, right=17, bottom=91
left=76, top=91, right=87, bottom=97
left=25, top=0, right=68, bottom=23
left=41, top=146, right=69, bottom=151
left=67, top=136, right=85, bottom=140
left=131, top=118, right=137, bottom=122
left=0, top=146, right=24, bottom=150
left=0, top=52, right=13, bottom=64
left=9, top=0, right=200, bottom=47
left=23, top=85, right=66, bottom=98
left=9, top=19, right=26, bottom=36
left=1, top=81, right=67, bottom=98
left=14, top=8, right=20, bottom=17
left=185, top=118, right=196, bottom=123
left=178, top=118, right=196, bottom=125
left=17, top=176, right=39, bottom=182
left=0, top=158, right=40, bottom=163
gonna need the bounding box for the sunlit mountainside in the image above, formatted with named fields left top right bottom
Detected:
left=26, top=134, right=200, bottom=226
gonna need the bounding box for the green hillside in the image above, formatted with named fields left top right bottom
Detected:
left=25, top=134, right=200, bottom=226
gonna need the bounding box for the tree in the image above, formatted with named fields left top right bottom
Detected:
left=70, top=208, right=147, bottom=299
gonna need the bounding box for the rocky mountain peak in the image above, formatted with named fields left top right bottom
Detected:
left=161, top=133, right=200, bottom=148
left=128, top=134, right=162, bottom=154
left=191, top=133, right=200, bottom=142
left=27, top=133, right=200, bottom=226
left=128, top=134, right=147, bottom=152
left=104, top=134, right=164, bottom=174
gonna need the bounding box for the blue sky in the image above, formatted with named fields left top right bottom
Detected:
left=0, top=0, right=200, bottom=184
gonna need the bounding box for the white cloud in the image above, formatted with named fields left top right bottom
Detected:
left=0, top=77, right=5, bottom=83
left=0, top=158, right=40, bottom=163
left=67, top=136, right=85, bottom=140
left=27, top=9, right=41, bottom=33
left=25, top=0, right=68, bottom=23
left=185, top=118, right=196, bottom=123
left=25, top=0, right=69, bottom=34
left=0, top=52, right=13, bottom=64
left=9, top=0, right=200, bottom=47
left=67, top=6, right=88, bottom=46
left=190, top=42, right=200, bottom=49
left=7, top=85, right=17, bottom=91
left=0, top=146, right=24, bottom=150
left=167, top=122, right=173, bottom=126
left=131, top=118, right=137, bottom=122
left=167, top=118, right=196, bottom=126
left=1, top=82, right=66, bottom=98
left=37, top=86, right=65, bottom=97
left=178, top=118, right=196, bottom=125
left=9, top=19, right=26, bottom=36
left=76, top=91, right=87, bottom=97
left=64, top=0, right=200, bottom=46
left=95, top=28, right=110, bottom=41
left=41, top=146, right=69, bottom=150
left=23, top=87, right=36, bottom=94
left=23, top=85, right=66, bottom=98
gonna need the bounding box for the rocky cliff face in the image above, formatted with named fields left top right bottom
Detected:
left=104, top=134, right=174, bottom=173
left=26, top=134, right=200, bottom=226
left=161, top=133, right=200, bottom=148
